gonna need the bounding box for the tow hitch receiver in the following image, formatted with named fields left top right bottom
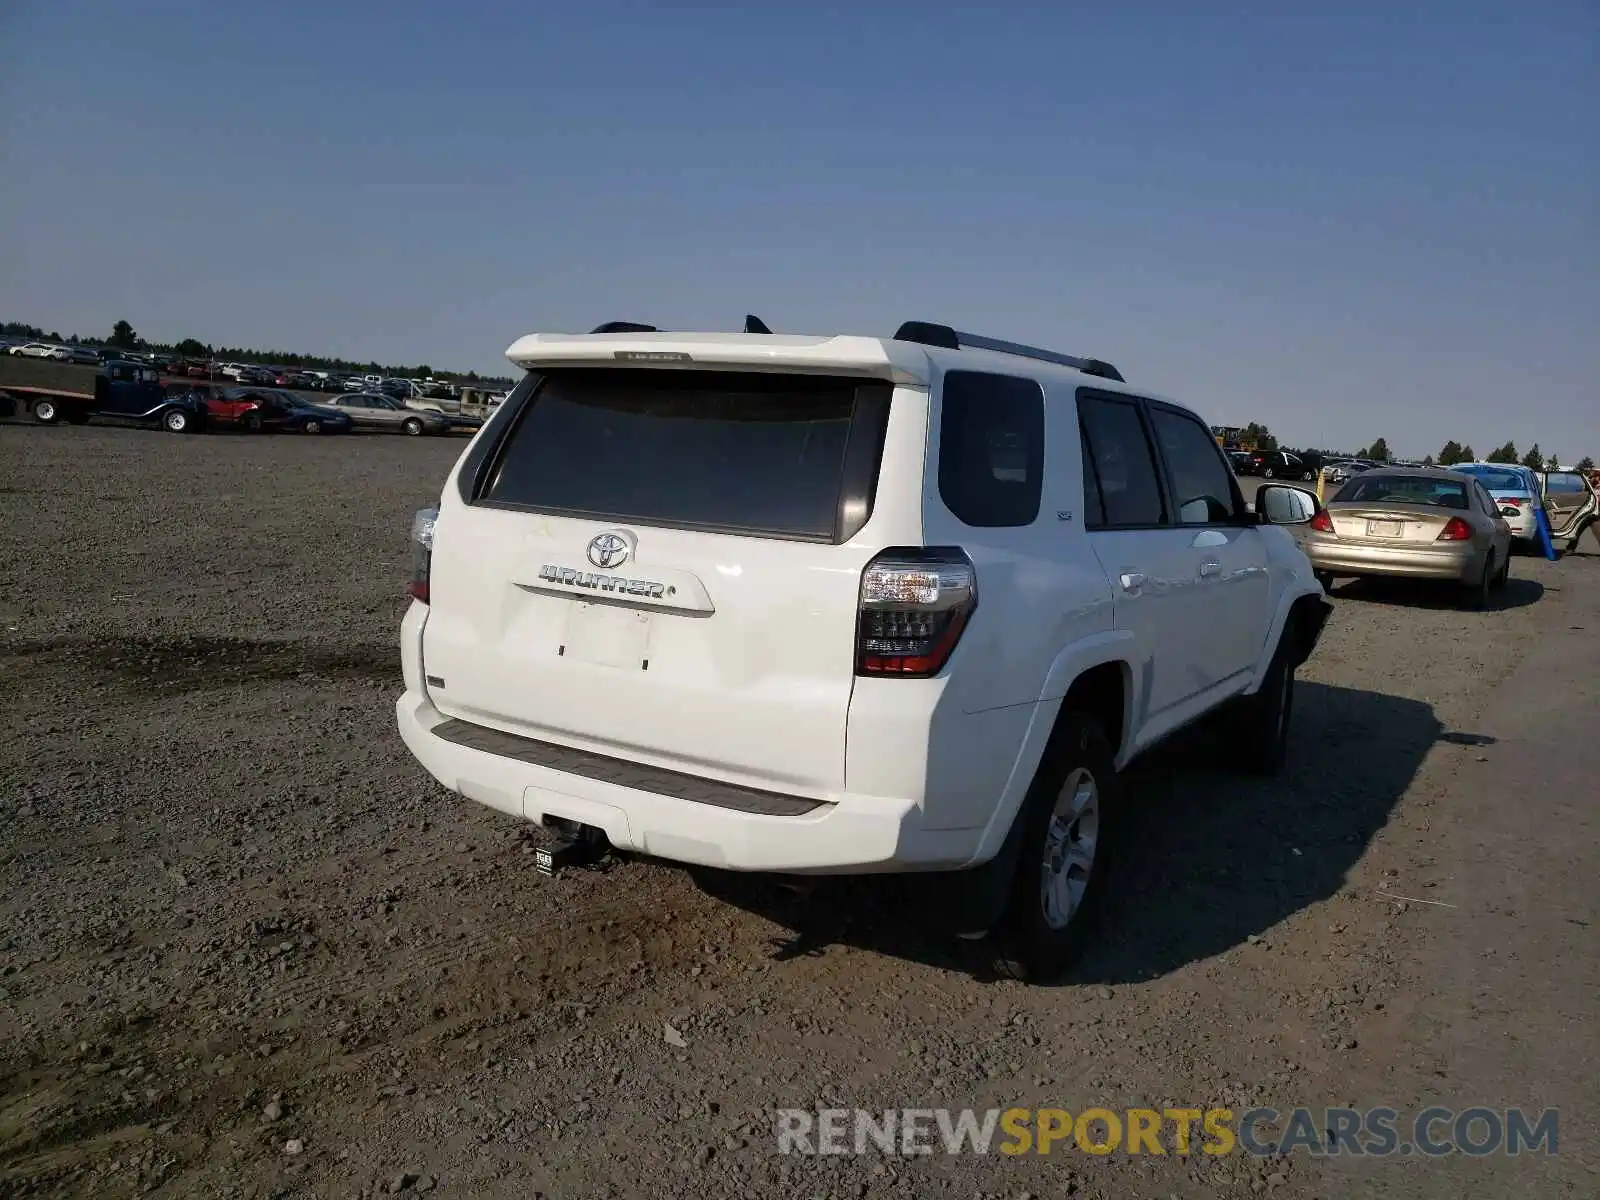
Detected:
left=535, top=820, right=609, bottom=877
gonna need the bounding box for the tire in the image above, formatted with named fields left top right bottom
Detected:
left=242, top=413, right=263, bottom=433
left=989, top=713, right=1119, bottom=983
left=1467, top=553, right=1494, bottom=610
left=1313, top=569, right=1335, bottom=592
left=65, top=410, right=91, bottom=425
left=1493, top=553, right=1510, bottom=590
left=402, top=417, right=424, bottom=436
left=1264, top=467, right=1276, bottom=479
left=1302, top=471, right=1315, bottom=482
left=1233, top=633, right=1296, bottom=777
left=162, top=408, right=191, bottom=434
left=304, top=419, right=322, bottom=435
left=33, top=400, right=60, bottom=424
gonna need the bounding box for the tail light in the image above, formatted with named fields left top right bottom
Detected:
left=408, top=507, right=438, bottom=602
left=1308, top=509, right=1334, bottom=533
left=1436, top=517, right=1473, bottom=541
left=856, top=548, right=977, bottom=677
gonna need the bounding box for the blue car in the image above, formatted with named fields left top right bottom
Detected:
left=250, top=389, right=355, bottom=434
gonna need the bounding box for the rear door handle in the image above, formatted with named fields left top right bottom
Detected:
left=1199, top=559, right=1222, bottom=578
left=1119, top=572, right=1146, bottom=594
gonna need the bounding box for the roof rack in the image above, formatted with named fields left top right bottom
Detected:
left=892, top=321, right=1124, bottom=382
left=582, top=317, right=1124, bottom=383
left=589, top=316, right=774, bottom=335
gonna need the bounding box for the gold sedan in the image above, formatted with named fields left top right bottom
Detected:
left=1304, top=467, right=1513, bottom=608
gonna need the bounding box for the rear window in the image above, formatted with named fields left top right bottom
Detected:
left=481, top=369, right=887, bottom=541
left=1336, top=474, right=1469, bottom=509
left=1455, top=465, right=1526, bottom=491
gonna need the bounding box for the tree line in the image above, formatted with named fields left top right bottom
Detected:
left=1225, top=422, right=1593, bottom=475
left=3, top=318, right=512, bottom=387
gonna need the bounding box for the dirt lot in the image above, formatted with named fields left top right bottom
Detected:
left=1, top=423, right=1596, bottom=1199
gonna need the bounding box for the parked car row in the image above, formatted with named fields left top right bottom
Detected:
left=186, top=388, right=471, bottom=436
left=4, top=360, right=479, bottom=438
left=0, top=341, right=494, bottom=403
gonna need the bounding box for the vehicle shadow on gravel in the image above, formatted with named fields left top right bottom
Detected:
left=694, top=681, right=1456, bottom=985
left=1329, top=575, right=1544, bottom=611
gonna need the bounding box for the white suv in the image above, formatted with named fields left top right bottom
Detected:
left=396, top=319, right=1331, bottom=980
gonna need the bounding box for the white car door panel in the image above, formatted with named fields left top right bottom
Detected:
left=1144, top=402, right=1271, bottom=690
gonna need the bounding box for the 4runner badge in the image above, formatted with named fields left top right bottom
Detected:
left=537, top=564, right=671, bottom=600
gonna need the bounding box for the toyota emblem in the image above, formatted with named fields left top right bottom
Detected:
left=586, top=533, right=631, bottom=569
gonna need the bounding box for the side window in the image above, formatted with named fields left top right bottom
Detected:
left=1148, top=406, right=1241, bottom=525
left=937, top=370, right=1044, bottom=528
left=1078, top=394, right=1167, bottom=528
left=1079, top=425, right=1105, bottom=526
left=1474, top=482, right=1496, bottom=514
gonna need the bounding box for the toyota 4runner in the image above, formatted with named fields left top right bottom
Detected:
left=396, top=318, right=1332, bottom=980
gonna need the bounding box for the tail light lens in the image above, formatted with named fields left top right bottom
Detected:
left=856, top=548, right=977, bottom=677
left=1436, top=517, right=1473, bottom=541
left=408, top=506, right=437, bottom=602
left=1308, top=509, right=1334, bottom=533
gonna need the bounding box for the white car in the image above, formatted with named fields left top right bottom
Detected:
left=1450, top=462, right=1547, bottom=542
left=396, top=319, right=1331, bottom=980
left=9, top=342, right=70, bottom=360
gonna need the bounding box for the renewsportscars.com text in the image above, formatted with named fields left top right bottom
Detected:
left=774, top=1106, right=1558, bottom=1158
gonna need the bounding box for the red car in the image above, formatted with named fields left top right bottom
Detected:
left=200, top=388, right=291, bottom=432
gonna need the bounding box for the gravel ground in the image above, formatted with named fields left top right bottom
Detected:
left=1, top=422, right=1595, bottom=1198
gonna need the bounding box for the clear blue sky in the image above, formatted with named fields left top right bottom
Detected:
left=2, top=0, right=1594, bottom=461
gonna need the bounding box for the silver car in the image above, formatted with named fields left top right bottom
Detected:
left=325, top=393, right=451, bottom=436
left=1304, top=467, right=1512, bottom=608
left=1451, top=462, right=1547, bottom=544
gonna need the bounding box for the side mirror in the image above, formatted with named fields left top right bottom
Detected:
left=1257, top=484, right=1318, bottom=525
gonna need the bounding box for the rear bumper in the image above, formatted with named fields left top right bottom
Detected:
left=1305, top=538, right=1484, bottom=582
left=1493, top=509, right=1536, bottom=539
left=396, top=688, right=980, bottom=873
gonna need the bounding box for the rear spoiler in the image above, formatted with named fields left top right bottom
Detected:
left=503, top=332, right=932, bottom=385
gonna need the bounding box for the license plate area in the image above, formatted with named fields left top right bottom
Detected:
left=561, top=600, right=653, bottom=669
left=1366, top=519, right=1404, bottom=538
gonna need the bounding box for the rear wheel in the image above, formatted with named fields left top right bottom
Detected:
left=162, top=408, right=191, bottom=434
left=1264, top=467, right=1276, bottom=479
left=1467, top=553, right=1494, bottom=610
left=33, top=399, right=61, bottom=424
left=989, top=713, right=1119, bottom=983
left=402, top=417, right=424, bottom=436
left=242, top=412, right=263, bottom=433
left=1493, top=553, right=1510, bottom=590
left=304, top=418, right=323, bottom=434
left=1313, top=569, right=1335, bottom=592
left=1233, top=633, right=1296, bottom=776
